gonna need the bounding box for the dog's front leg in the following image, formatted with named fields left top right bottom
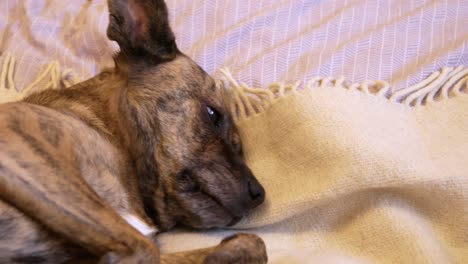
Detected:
left=0, top=156, right=159, bottom=263
left=160, top=233, right=267, bottom=264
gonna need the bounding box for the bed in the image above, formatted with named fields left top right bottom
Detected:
left=1, top=0, right=467, bottom=263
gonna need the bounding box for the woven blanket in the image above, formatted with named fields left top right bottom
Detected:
left=222, top=68, right=468, bottom=263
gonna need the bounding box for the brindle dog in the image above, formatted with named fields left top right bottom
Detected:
left=0, top=0, right=267, bottom=263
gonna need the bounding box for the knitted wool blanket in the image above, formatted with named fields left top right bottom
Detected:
left=1, top=56, right=467, bottom=263
left=216, top=67, right=468, bottom=263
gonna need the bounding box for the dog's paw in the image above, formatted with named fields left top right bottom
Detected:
left=204, top=233, right=267, bottom=264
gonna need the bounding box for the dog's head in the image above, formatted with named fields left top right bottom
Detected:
left=107, top=0, right=265, bottom=230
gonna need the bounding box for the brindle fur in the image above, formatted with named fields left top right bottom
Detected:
left=0, top=0, right=266, bottom=263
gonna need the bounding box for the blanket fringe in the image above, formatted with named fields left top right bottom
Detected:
left=221, top=66, right=468, bottom=123
left=0, top=52, right=78, bottom=103
left=1, top=53, right=466, bottom=121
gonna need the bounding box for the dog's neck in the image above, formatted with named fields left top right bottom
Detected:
left=22, top=58, right=171, bottom=230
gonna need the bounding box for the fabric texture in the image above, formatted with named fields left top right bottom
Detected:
left=223, top=67, right=468, bottom=263
left=1, top=0, right=467, bottom=263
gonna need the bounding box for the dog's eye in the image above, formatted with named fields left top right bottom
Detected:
left=176, top=170, right=200, bottom=192
left=206, top=106, right=222, bottom=127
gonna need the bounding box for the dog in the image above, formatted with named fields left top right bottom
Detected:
left=0, top=0, right=267, bottom=263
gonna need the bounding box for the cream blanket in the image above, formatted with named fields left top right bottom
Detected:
left=229, top=68, right=468, bottom=263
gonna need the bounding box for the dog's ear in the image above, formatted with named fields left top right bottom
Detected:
left=107, top=0, right=177, bottom=61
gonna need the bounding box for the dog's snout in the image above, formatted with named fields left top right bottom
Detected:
left=248, top=180, right=265, bottom=204
left=228, top=176, right=264, bottom=222
left=239, top=165, right=265, bottom=210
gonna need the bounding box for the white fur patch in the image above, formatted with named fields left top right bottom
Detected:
left=121, top=213, right=157, bottom=236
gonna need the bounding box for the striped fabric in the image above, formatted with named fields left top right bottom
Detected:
left=0, top=0, right=467, bottom=92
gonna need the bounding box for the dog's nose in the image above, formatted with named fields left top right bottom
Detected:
left=247, top=179, right=265, bottom=207
left=235, top=164, right=265, bottom=213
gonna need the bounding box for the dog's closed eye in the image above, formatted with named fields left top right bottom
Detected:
left=176, top=170, right=200, bottom=192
